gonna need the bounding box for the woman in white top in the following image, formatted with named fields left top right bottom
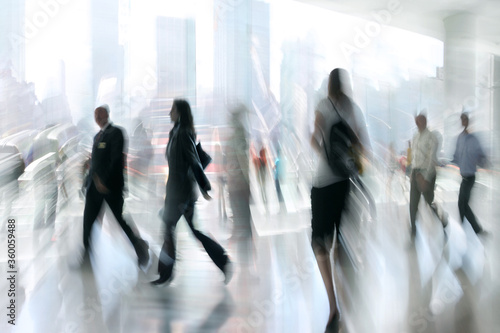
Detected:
left=310, top=68, right=370, bottom=332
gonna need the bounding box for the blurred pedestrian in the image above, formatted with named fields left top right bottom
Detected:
left=452, top=112, right=489, bottom=234
left=409, top=113, right=447, bottom=240
left=225, top=104, right=254, bottom=272
left=274, top=145, right=285, bottom=213
left=151, top=99, right=232, bottom=285
left=82, top=105, right=149, bottom=268
left=258, top=145, right=268, bottom=207
left=310, top=68, right=371, bottom=332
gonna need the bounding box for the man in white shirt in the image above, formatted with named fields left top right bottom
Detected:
left=409, top=114, right=446, bottom=240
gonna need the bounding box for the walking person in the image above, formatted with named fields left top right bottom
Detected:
left=151, top=99, right=232, bottom=285
left=452, top=112, right=489, bottom=234
left=82, top=105, right=149, bottom=268
left=409, top=113, right=447, bottom=240
left=310, top=68, right=370, bottom=332
left=226, top=104, right=254, bottom=273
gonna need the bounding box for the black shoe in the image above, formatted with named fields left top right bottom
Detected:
left=150, top=274, right=173, bottom=286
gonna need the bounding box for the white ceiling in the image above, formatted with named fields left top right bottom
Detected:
left=297, top=0, right=500, bottom=46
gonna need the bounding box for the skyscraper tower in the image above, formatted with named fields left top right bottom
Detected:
left=156, top=16, right=196, bottom=101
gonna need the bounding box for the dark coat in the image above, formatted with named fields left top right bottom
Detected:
left=89, top=123, right=127, bottom=192
left=165, top=123, right=210, bottom=202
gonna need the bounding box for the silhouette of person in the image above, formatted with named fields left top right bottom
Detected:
left=452, top=112, right=489, bottom=234
left=310, top=68, right=371, bottom=332
left=82, top=105, right=149, bottom=268
left=151, top=99, right=232, bottom=285
left=274, top=145, right=285, bottom=212
left=409, top=113, right=447, bottom=240
left=225, top=104, right=254, bottom=272
left=257, top=145, right=268, bottom=206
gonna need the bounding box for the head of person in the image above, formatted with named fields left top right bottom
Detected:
left=460, top=112, right=469, bottom=129
left=94, top=104, right=110, bottom=129
left=328, top=68, right=352, bottom=99
left=415, top=114, right=427, bottom=132
left=229, top=103, right=249, bottom=128
left=171, top=99, right=195, bottom=133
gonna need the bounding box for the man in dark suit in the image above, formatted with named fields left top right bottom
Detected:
left=82, top=105, right=149, bottom=268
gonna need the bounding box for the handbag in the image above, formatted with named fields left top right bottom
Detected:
left=324, top=98, right=363, bottom=177
left=196, top=142, right=212, bottom=170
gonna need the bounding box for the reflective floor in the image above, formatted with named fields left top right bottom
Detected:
left=0, top=166, right=499, bottom=333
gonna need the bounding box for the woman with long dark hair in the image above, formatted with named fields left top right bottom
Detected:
left=310, top=69, right=371, bottom=332
left=151, top=99, right=232, bottom=285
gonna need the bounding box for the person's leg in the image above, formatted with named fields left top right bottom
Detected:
left=422, top=174, right=436, bottom=206
left=83, top=183, right=104, bottom=250
left=184, top=200, right=229, bottom=273
left=105, top=191, right=149, bottom=265
left=312, top=235, right=335, bottom=321
left=311, top=182, right=348, bottom=327
left=460, top=176, right=483, bottom=233
left=330, top=180, right=350, bottom=323
left=422, top=174, right=445, bottom=227
left=228, top=188, right=253, bottom=271
left=409, top=172, right=421, bottom=238
left=458, top=177, right=467, bottom=223
left=153, top=199, right=183, bottom=283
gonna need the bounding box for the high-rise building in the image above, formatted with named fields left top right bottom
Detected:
left=0, top=0, right=25, bottom=80
left=156, top=16, right=196, bottom=101
left=213, top=0, right=273, bottom=128
left=91, top=0, right=124, bottom=120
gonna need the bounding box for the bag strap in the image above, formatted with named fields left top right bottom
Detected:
left=321, top=97, right=343, bottom=160
left=328, top=97, right=343, bottom=120
left=328, top=97, right=360, bottom=145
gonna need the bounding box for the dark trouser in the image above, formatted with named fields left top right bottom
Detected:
left=83, top=182, right=143, bottom=253
left=311, top=179, right=350, bottom=247
left=158, top=198, right=228, bottom=279
left=275, top=179, right=284, bottom=203
left=409, top=170, right=437, bottom=237
left=458, top=175, right=483, bottom=233
left=228, top=187, right=252, bottom=265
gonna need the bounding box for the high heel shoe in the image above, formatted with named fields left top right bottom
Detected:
left=150, top=274, right=173, bottom=286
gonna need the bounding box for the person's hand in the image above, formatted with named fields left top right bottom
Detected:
left=415, top=172, right=429, bottom=192
left=202, top=190, right=212, bottom=201
left=93, top=174, right=110, bottom=194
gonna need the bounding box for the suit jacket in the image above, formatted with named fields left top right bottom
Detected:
left=89, top=123, right=127, bottom=192
left=165, top=123, right=210, bottom=202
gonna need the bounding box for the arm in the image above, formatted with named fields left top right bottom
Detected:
left=352, top=103, right=372, bottom=160
left=473, top=135, right=490, bottom=169
left=310, top=111, right=324, bottom=154
left=180, top=130, right=211, bottom=194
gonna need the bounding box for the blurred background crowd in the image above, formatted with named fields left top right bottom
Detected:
left=1, top=0, right=499, bottom=332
